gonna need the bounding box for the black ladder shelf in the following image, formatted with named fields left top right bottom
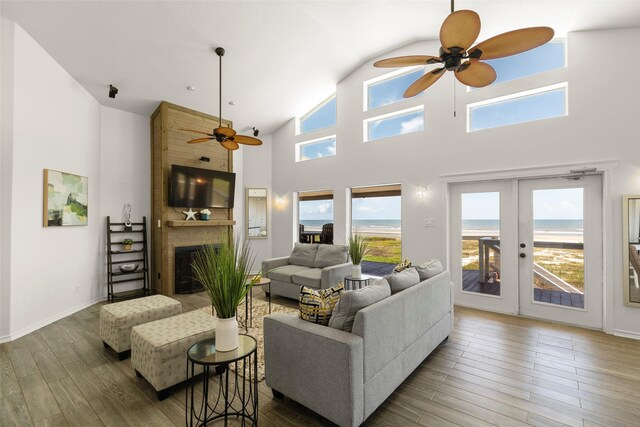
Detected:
left=106, top=216, right=152, bottom=302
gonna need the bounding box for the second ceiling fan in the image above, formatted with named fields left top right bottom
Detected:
left=374, top=2, right=554, bottom=97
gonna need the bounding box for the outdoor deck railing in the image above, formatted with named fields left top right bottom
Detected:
left=463, top=235, right=584, bottom=294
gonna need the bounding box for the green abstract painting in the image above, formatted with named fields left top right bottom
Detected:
left=43, top=169, right=88, bottom=227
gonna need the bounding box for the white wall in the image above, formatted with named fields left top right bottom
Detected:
left=3, top=20, right=102, bottom=338
left=0, top=21, right=151, bottom=340
left=99, top=106, right=150, bottom=292
left=270, top=28, right=640, bottom=337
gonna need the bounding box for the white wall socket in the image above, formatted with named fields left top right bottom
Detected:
left=424, top=218, right=436, bottom=227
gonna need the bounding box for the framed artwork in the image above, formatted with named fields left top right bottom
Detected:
left=43, top=169, right=88, bottom=227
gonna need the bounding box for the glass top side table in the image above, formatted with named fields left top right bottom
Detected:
left=186, top=335, right=258, bottom=426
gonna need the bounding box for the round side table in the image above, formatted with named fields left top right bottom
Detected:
left=186, top=335, right=258, bottom=426
left=244, top=277, right=271, bottom=330
left=344, top=274, right=375, bottom=290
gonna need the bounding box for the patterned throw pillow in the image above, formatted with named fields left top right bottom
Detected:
left=299, top=283, right=344, bottom=325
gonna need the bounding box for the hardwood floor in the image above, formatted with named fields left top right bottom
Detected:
left=2, top=290, right=640, bottom=426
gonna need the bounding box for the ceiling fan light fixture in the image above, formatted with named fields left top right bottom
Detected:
left=374, top=3, right=554, bottom=97
left=181, top=47, right=262, bottom=149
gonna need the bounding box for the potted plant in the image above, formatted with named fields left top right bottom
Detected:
left=348, top=233, right=370, bottom=279
left=122, top=238, right=134, bottom=251
left=191, top=234, right=258, bottom=351
left=199, top=209, right=211, bottom=221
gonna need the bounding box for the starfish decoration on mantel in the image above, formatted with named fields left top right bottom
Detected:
left=183, top=207, right=197, bottom=221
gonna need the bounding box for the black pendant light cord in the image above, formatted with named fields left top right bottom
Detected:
left=218, top=50, right=222, bottom=128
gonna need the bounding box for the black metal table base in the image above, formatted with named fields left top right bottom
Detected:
left=186, top=351, right=258, bottom=426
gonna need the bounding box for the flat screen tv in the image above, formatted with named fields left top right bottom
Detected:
left=168, top=165, right=236, bottom=208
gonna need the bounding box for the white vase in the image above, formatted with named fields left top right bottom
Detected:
left=216, top=317, right=239, bottom=352
left=352, top=264, right=362, bottom=279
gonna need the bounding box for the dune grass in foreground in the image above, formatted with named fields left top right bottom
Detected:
left=362, top=236, right=402, bottom=264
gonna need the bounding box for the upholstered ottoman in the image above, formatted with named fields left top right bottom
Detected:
left=100, top=295, right=182, bottom=360
left=130, top=309, right=217, bottom=400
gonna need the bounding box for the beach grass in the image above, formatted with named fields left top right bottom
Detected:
left=362, top=236, right=401, bottom=264
left=462, top=239, right=584, bottom=291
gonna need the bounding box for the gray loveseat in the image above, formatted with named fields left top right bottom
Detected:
left=262, top=243, right=352, bottom=299
left=263, top=269, right=453, bottom=427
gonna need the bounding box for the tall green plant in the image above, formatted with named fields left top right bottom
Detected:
left=191, top=233, right=258, bottom=319
left=348, top=233, right=371, bottom=265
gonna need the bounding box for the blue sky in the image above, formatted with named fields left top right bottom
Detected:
left=300, top=196, right=401, bottom=220
left=301, top=41, right=566, bottom=142
left=462, top=188, right=583, bottom=220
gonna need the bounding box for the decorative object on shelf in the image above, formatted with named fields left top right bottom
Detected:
left=123, top=203, right=133, bottom=231
left=43, top=169, right=88, bottom=227
left=348, top=232, right=371, bottom=279
left=199, top=209, right=211, bottom=221
left=373, top=0, right=554, bottom=95
left=182, top=207, right=197, bottom=221
left=122, top=238, right=134, bottom=251
left=191, top=233, right=258, bottom=351
left=119, top=263, right=139, bottom=272
left=180, top=47, right=262, bottom=151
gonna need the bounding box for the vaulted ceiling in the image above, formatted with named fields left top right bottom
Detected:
left=2, top=1, right=639, bottom=135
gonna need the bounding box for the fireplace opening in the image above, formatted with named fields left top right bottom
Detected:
left=174, top=244, right=218, bottom=294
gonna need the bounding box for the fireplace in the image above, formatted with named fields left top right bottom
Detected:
left=174, top=245, right=218, bottom=294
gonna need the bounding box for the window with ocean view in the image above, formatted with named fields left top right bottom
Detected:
left=298, top=190, right=334, bottom=244
left=351, top=185, right=402, bottom=266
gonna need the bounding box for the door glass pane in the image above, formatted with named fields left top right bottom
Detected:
left=461, top=192, right=501, bottom=296
left=532, top=188, right=584, bottom=308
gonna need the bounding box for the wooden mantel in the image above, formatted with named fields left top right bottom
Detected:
left=166, top=220, right=235, bottom=227
left=150, top=101, right=234, bottom=296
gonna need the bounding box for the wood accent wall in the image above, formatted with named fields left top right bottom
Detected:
left=150, top=101, right=234, bottom=296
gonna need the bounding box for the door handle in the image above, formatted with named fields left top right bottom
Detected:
left=520, top=253, right=526, bottom=258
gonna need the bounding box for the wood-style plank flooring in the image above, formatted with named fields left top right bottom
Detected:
left=2, top=289, right=640, bottom=426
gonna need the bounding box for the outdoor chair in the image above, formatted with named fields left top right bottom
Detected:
left=319, top=223, right=333, bottom=244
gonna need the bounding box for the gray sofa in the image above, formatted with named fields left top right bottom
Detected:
left=264, top=269, right=453, bottom=427
left=262, top=243, right=352, bottom=299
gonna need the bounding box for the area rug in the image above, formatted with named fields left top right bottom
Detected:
left=199, top=299, right=298, bottom=381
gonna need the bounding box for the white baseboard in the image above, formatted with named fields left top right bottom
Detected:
left=0, top=296, right=107, bottom=343
left=613, top=329, right=640, bottom=341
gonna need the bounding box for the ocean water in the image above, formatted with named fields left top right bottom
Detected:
left=463, top=219, right=583, bottom=232
left=300, top=219, right=583, bottom=233
left=300, top=219, right=401, bottom=230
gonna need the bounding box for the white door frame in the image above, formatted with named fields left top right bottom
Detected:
left=442, top=160, right=617, bottom=333
left=518, top=175, right=603, bottom=329
left=449, top=180, right=519, bottom=315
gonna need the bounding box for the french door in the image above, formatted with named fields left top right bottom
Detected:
left=449, top=175, right=603, bottom=329
left=518, top=176, right=602, bottom=329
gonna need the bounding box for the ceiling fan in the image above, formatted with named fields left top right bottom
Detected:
left=373, top=1, right=554, bottom=97
left=181, top=47, right=262, bottom=150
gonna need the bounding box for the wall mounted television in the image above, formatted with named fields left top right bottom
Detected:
left=168, top=165, right=236, bottom=208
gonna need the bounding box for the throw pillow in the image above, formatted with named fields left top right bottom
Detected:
left=314, top=244, right=349, bottom=268
left=393, top=258, right=412, bottom=272
left=299, top=282, right=344, bottom=325
left=289, top=243, right=319, bottom=268
left=415, top=259, right=444, bottom=281
left=329, top=278, right=391, bottom=332
left=386, top=267, right=420, bottom=294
